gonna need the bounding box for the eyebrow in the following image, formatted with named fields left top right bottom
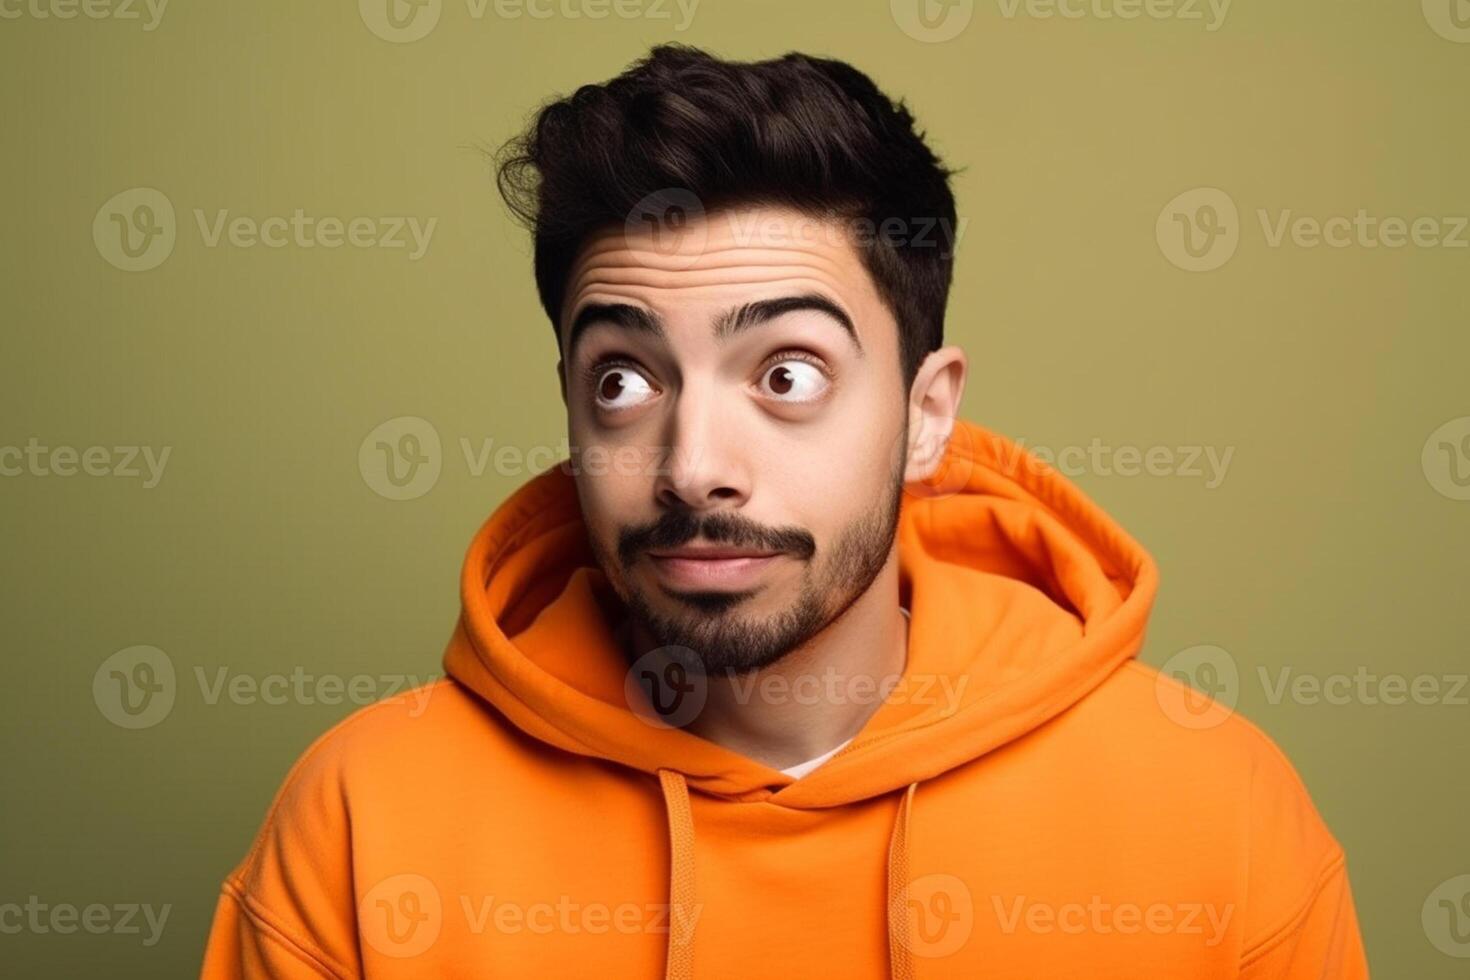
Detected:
left=565, top=293, right=863, bottom=361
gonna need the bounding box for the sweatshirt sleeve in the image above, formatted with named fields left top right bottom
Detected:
left=1235, top=729, right=1371, bottom=979
left=1238, top=850, right=1369, bottom=979
left=198, top=729, right=363, bottom=980
left=199, top=885, right=353, bottom=979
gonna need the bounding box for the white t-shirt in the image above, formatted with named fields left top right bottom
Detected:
left=778, top=605, right=911, bottom=779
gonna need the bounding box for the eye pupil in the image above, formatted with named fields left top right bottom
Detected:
left=769, top=366, right=794, bottom=395
left=599, top=371, right=625, bottom=401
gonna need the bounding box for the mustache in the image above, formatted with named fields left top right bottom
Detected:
left=618, top=509, right=816, bottom=566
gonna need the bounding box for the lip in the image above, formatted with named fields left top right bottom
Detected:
left=647, top=549, right=783, bottom=590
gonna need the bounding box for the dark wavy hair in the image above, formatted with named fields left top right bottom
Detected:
left=494, top=44, right=960, bottom=390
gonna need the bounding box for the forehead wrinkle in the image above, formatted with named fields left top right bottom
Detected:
left=562, top=255, right=867, bottom=309
left=570, top=244, right=852, bottom=276
left=574, top=242, right=855, bottom=276
left=566, top=237, right=862, bottom=290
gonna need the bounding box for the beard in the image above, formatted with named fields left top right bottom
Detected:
left=589, top=421, right=909, bottom=676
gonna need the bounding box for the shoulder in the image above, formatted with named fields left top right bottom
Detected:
left=224, top=678, right=502, bottom=886
left=1088, top=660, right=1351, bottom=950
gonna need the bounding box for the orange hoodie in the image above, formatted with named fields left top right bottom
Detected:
left=199, top=418, right=1369, bottom=979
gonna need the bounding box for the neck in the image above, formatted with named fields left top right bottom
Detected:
left=622, top=556, right=909, bottom=771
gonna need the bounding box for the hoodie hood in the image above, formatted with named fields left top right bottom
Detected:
left=442, top=417, right=1159, bottom=807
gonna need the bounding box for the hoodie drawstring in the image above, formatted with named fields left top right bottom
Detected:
left=656, top=770, right=921, bottom=980
left=886, top=781, right=920, bottom=980
left=658, top=769, right=697, bottom=980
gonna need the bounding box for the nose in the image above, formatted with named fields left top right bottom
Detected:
left=654, top=383, right=749, bottom=512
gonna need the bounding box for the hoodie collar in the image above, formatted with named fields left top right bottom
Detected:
left=443, top=418, right=1159, bottom=807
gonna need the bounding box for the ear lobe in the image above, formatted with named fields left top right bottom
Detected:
left=903, top=417, right=955, bottom=483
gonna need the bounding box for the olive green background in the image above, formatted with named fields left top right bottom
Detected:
left=2, top=0, right=1467, bottom=976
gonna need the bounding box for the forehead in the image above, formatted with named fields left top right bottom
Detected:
left=559, top=204, right=888, bottom=350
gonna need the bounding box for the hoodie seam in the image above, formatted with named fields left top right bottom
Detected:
left=219, top=880, right=352, bottom=980
left=1237, top=848, right=1347, bottom=967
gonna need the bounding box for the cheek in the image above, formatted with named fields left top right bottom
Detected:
left=573, top=467, right=650, bottom=551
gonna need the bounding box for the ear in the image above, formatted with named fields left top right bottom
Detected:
left=903, top=345, right=969, bottom=483
left=556, top=358, right=568, bottom=408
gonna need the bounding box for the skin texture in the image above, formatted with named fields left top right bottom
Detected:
left=556, top=203, right=967, bottom=769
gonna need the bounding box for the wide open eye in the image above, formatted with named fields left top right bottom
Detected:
left=592, top=363, right=658, bottom=411
left=758, top=357, right=830, bottom=403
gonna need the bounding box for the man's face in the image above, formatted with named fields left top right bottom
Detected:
left=558, top=204, right=911, bottom=675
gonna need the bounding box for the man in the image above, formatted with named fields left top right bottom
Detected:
left=200, top=44, right=1369, bottom=978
